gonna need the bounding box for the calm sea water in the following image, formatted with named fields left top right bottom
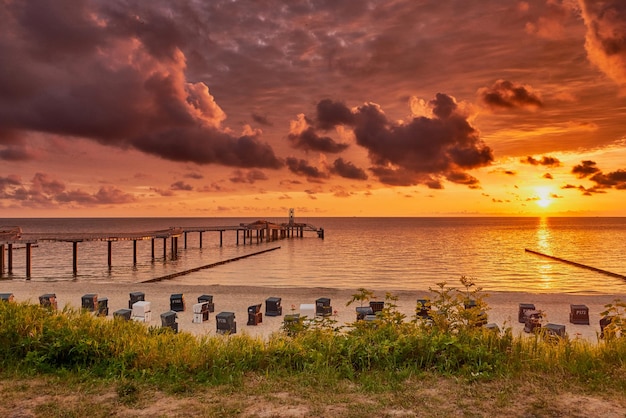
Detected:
left=2, top=217, right=626, bottom=295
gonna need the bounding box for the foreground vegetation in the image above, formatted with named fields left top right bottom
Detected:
left=1, top=279, right=625, bottom=417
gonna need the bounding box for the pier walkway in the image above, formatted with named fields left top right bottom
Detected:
left=0, top=216, right=324, bottom=278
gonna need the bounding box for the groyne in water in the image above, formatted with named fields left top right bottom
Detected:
left=525, top=248, right=626, bottom=281
left=142, top=246, right=281, bottom=283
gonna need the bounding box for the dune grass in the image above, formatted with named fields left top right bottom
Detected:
left=1, top=279, right=625, bottom=398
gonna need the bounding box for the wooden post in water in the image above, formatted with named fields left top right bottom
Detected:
left=199, top=231, right=203, bottom=249
left=0, top=244, right=4, bottom=276
left=184, top=232, right=187, bottom=249
left=133, top=240, right=137, bottom=265
left=26, top=243, right=31, bottom=278
left=151, top=239, right=155, bottom=260
left=107, top=241, right=112, bottom=269
left=7, top=244, right=12, bottom=274
left=72, top=242, right=78, bottom=276
left=219, top=230, right=223, bottom=247
left=162, top=237, right=167, bottom=260
left=236, top=230, right=239, bottom=246
left=170, top=236, right=177, bottom=260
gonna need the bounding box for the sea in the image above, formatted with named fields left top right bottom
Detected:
left=1, top=217, right=626, bottom=295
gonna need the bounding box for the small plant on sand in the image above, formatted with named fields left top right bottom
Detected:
left=282, top=304, right=307, bottom=336
left=377, top=292, right=406, bottom=325
left=346, top=288, right=377, bottom=308
left=599, top=299, right=626, bottom=340
left=427, top=276, right=490, bottom=332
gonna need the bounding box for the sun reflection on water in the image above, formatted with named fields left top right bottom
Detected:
left=535, top=217, right=554, bottom=288
left=536, top=217, right=552, bottom=253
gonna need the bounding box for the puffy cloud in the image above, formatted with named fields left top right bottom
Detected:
left=589, top=170, right=626, bottom=189
left=315, top=99, right=356, bottom=130
left=285, top=157, right=329, bottom=180
left=288, top=126, right=350, bottom=153
left=0, top=172, right=135, bottom=207
left=170, top=181, right=193, bottom=191
left=478, top=80, right=543, bottom=110
left=229, top=169, right=268, bottom=184
left=521, top=155, right=562, bottom=167
left=445, top=171, right=480, bottom=188
left=251, top=113, right=273, bottom=126
left=0, top=0, right=282, bottom=169
left=330, top=158, right=368, bottom=180
left=0, top=146, right=36, bottom=161
left=572, top=160, right=600, bottom=178
left=57, top=187, right=137, bottom=205
left=288, top=113, right=349, bottom=153
left=580, top=0, right=626, bottom=89
left=184, top=172, right=204, bottom=180
left=0, top=175, right=22, bottom=194
left=293, top=95, right=493, bottom=188
left=567, top=161, right=626, bottom=194
left=352, top=94, right=493, bottom=187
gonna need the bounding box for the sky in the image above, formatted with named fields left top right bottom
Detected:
left=1, top=0, right=626, bottom=218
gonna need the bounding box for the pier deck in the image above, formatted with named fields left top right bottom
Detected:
left=0, top=218, right=324, bottom=278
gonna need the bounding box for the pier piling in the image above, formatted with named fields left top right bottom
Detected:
left=73, top=242, right=78, bottom=275
left=0, top=213, right=322, bottom=279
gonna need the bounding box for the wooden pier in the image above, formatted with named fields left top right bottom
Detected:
left=0, top=213, right=323, bottom=279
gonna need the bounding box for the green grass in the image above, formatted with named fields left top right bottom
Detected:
left=1, top=279, right=625, bottom=402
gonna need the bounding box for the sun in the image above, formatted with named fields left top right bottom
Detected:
left=537, top=197, right=552, bottom=208
left=534, top=186, right=553, bottom=208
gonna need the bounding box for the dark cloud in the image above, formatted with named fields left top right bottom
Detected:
left=57, top=186, right=136, bottom=205
left=0, top=172, right=135, bottom=207
left=504, top=170, right=516, bottom=176
left=331, top=186, right=352, bottom=198
left=352, top=94, right=493, bottom=187
left=286, top=157, right=329, bottom=179
left=543, top=173, right=553, bottom=179
left=184, top=172, right=204, bottom=180
left=0, top=1, right=283, bottom=169
left=229, top=169, right=268, bottom=184
left=330, top=158, right=368, bottom=180
left=316, top=99, right=356, bottom=130
left=296, top=94, right=493, bottom=188
left=288, top=127, right=349, bottom=153
left=151, top=187, right=175, bottom=197
left=31, top=173, right=65, bottom=195
left=132, top=129, right=282, bottom=168
left=251, top=113, right=273, bottom=126
left=478, top=80, right=543, bottom=110
left=0, top=146, right=36, bottom=161
left=572, top=160, right=600, bottom=178
left=522, top=156, right=561, bottom=167
left=567, top=161, right=626, bottom=194
left=589, top=170, right=626, bottom=189
left=581, top=0, right=626, bottom=87
left=0, top=175, right=22, bottom=193
left=170, top=181, right=193, bottom=191
left=445, top=171, right=480, bottom=188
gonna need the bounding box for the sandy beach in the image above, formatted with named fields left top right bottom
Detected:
left=2, top=280, right=624, bottom=342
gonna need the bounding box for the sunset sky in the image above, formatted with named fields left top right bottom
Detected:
left=1, top=0, right=626, bottom=218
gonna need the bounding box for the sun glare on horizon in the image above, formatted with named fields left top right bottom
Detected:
left=534, top=187, right=553, bottom=208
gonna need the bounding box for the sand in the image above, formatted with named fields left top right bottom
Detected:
left=2, top=280, right=624, bottom=342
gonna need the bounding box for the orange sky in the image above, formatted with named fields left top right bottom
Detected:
left=1, top=0, right=626, bottom=217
